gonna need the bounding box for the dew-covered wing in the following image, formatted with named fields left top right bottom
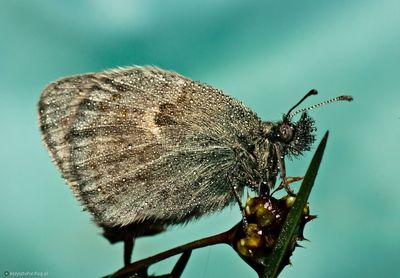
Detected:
left=39, top=66, right=263, bottom=227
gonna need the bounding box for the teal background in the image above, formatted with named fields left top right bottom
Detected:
left=1, top=1, right=399, bottom=277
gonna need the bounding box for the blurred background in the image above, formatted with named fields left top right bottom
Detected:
left=1, top=0, right=399, bottom=277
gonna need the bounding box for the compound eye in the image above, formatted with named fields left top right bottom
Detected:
left=279, top=124, right=294, bottom=143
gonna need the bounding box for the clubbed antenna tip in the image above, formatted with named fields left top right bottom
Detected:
left=338, top=95, right=353, bottom=102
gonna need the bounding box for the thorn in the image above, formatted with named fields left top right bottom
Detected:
left=305, top=215, right=317, bottom=222
left=295, top=242, right=304, bottom=248
left=296, top=235, right=310, bottom=242
left=298, top=227, right=305, bottom=238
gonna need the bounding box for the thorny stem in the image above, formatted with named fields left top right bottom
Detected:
left=110, top=224, right=240, bottom=278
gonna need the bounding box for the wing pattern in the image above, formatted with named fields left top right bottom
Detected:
left=39, top=67, right=264, bottom=227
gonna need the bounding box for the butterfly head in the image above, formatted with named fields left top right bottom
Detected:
left=272, top=112, right=316, bottom=157
left=269, top=89, right=352, bottom=157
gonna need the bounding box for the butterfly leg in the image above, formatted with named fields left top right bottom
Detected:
left=273, top=143, right=297, bottom=196
left=228, top=173, right=248, bottom=229
left=271, top=176, right=304, bottom=195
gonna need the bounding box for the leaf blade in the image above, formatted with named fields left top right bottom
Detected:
left=261, top=131, right=329, bottom=278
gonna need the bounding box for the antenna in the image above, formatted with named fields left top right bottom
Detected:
left=289, top=94, right=353, bottom=119
left=285, top=89, right=318, bottom=118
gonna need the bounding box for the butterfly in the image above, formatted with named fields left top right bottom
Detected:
left=38, top=66, right=352, bottom=265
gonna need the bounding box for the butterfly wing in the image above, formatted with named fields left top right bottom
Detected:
left=39, top=66, right=263, bottom=227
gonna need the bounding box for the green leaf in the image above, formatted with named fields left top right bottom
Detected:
left=261, top=131, right=329, bottom=278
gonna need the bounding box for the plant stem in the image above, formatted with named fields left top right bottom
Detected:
left=110, top=224, right=239, bottom=278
